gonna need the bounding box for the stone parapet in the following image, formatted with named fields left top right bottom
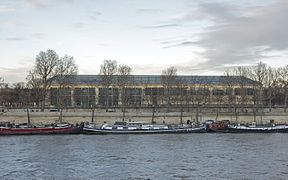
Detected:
left=1, top=109, right=288, bottom=125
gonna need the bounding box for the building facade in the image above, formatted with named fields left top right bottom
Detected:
left=49, top=75, right=258, bottom=108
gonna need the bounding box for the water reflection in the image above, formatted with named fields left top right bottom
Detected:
left=0, top=134, right=288, bottom=179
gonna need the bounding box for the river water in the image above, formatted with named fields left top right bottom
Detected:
left=0, top=134, right=288, bottom=180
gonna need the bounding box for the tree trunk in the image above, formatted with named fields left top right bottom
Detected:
left=41, top=98, right=45, bottom=112
left=180, top=106, right=183, bottom=124
left=284, top=91, right=288, bottom=113
left=122, top=106, right=126, bottom=121
left=59, top=108, right=63, bottom=123
left=196, top=105, right=199, bottom=124
left=41, top=88, right=46, bottom=112
left=152, top=106, right=155, bottom=124
left=269, top=88, right=272, bottom=112
left=215, top=107, right=219, bottom=121
left=91, top=108, right=95, bottom=123
left=253, top=106, right=256, bottom=122
left=105, top=87, right=109, bottom=112
left=241, top=96, right=244, bottom=113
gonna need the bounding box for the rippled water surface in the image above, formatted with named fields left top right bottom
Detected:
left=1, top=134, right=288, bottom=179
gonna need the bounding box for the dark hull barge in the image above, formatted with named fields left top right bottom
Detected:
left=0, top=124, right=82, bottom=135
left=206, top=120, right=288, bottom=133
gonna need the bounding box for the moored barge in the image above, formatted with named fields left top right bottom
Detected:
left=83, top=121, right=206, bottom=134
left=227, top=123, right=288, bottom=133
left=0, top=123, right=82, bottom=135
left=206, top=120, right=288, bottom=133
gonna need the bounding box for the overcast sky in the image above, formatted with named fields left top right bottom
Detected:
left=1, top=0, right=288, bottom=83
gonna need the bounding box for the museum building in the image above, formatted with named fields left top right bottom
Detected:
left=49, top=75, right=258, bottom=108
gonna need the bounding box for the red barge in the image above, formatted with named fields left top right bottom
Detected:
left=0, top=123, right=82, bottom=135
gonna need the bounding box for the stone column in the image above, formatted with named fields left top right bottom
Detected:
left=95, top=87, right=99, bottom=105
left=118, top=88, right=122, bottom=105
left=141, top=87, right=145, bottom=105
left=71, top=87, right=75, bottom=107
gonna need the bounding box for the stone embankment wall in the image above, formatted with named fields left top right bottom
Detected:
left=1, top=108, right=288, bottom=125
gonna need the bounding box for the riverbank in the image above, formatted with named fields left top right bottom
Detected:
left=1, top=108, right=288, bottom=125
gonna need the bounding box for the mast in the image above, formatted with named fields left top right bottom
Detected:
left=26, top=108, right=31, bottom=127
left=91, top=107, right=95, bottom=123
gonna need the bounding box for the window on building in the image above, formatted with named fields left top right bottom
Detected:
left=99, top=88, right=119, bottom=106
left=145, top=88, right=164, bottom=96
left=50, top=88, right=72, bottom=107
left=226, top=88, right=233, bottom=95
left=191, top=88, right=210, bottom=95
left=168, top=88, right=187, bottom=96
left=246, top=88, right=254, bottom=96
left=234, top=88, right=241, bottom=95
left=235, top=88, right=254, bottom=96
left=122, top=88, right=142, bottom=105
left=212, top=89, right=225, bottom=96
left=73, top=88, right=96, bottom=107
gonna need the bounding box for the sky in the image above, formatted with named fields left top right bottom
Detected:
left=1, top=0, right=288, bottom=83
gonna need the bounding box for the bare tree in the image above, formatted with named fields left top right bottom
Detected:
left=190, top=80, right=211, bottom=124
left=54, top=55, right=78, bottom=122
left=26, top=71, right=42, bottom=109
left=265, top=67, right=279, bottom=112
left=0, top=77, right=5, bottom=88
left=27, top=49, right=59, bottom=111
left=117, top=64, right=132, bottom=121
left=246, top=62, right=268, bottom=123
left=11, top=82, right=26, bottom=107
left=232, top=66, right=251, bottom=113
left=142, top=82, right=162, bottom=123
left=247, top=62, right=267, bottom=105
left=278, top=65, right=288, bottom=112
left=99, top=60, right=118, bottom=110
left=175, top=77, right=188, bottom=124
left=161, top=66, right=177, bottom=112
left=55, top=55, right=78, bottom=88
left=0, top=77, right=7, bottom=106
left=12, top=82, right=33, bottom=125
left=223, top=71, right=236, bottom=114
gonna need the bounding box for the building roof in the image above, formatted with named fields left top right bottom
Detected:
left=51, top=75, right=258, bottom=86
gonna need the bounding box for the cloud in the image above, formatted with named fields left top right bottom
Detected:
left=31, top=33, right=46, bottom=40
left=163, top=41, right=197, bottom=48
left=72, top=22, right=85, bottom=28
left=0, top=66, right=30, bottom=83
left=168, top=0, right=288, bottom=71
left=89, top=10, right=102, bottom=20
left=97, top=43, right=110, bottom=47
left=0, top=5, right=16, bottom=13
left=0, top=58, right=33, bottom=83
left=195, top=2, right=241, bottom=22
left=4, top=37, right=25, bottom=41
left=25, top=0, right=47, bottom=8
left=25, top=0, right=74, bottom=8
left=139, top=23, right=181, bottom=29
left=61, top=0, right=74, bottom=4
left=136, top=9, right=160, bottom=14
